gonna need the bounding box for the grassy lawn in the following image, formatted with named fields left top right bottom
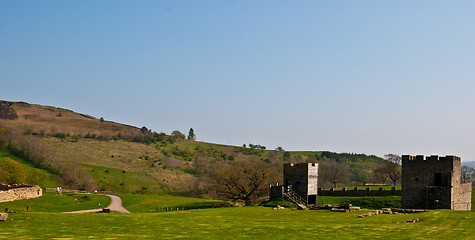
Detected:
left=0, top=192, right=110, bottom=213
left=319, top=196, right=401, bottom=209
left=116, top=193, right=225, bottom=213
left=1, top=207, right=473, bottom=239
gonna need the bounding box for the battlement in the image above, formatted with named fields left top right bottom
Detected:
left=402, top=155, right=460, bottom=170
left=402, top=155, right=460, bottom=162
left=283, top=162, right=318, bottom=168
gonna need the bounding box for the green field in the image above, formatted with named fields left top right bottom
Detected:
left=0, top=192, right=473, bottom=239
left=0, top=192, right=110, bottom=213
left=1, top=207, right=473, bottom=239
left=116, top=193, right=226, bottom=213
left=319, top=196, right=401, bottom=209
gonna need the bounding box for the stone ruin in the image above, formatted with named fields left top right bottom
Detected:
left=402, top=155, right=472, bottom=211
left=270, top=163, right=318, bottom=206
left=0, top=184, right=42, bottom=203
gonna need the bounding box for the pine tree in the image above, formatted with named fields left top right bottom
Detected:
left=187, top=128, right=196, bottom=141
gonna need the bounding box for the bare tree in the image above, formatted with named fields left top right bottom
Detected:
left=319, top=161, right=350, bottom=188
left=461, top=166, right=475, bottom=180
left=208, top=159, right=278, bottom=205
left=374, top=154, right=401, bottom=185
left=384, top=154, right=401, bottom=165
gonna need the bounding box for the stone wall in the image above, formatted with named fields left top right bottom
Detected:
left=318, top=187, right=401, bottom=196
left=0, top=184, right=42, bottom=202
left=453, top=180, right=472, bottom=211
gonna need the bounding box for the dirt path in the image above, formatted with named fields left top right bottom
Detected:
left=64, top=194, right=130, bottom=213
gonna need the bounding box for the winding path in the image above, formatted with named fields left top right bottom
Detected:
left=64, top=194, right=130, bottom=213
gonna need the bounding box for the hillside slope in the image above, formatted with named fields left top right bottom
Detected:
left=0, top=100, right=385, bottom=195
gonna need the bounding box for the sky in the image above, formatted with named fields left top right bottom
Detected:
left=1, top=1, right=474, bottom=161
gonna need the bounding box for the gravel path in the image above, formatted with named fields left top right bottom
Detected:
left=64, top=194, right=130, bottom=213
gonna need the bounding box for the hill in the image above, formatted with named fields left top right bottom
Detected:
left=0, top=100, right=386, bottom=197
left=462, top=161, right=475, bottom=168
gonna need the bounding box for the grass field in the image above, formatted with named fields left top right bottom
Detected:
left=116, top=193, right=226, bottom=213
left=1, top=207, right=473, bottom=239
left=0, top=192, right=110, bottom=213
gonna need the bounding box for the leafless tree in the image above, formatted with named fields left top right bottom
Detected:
left=319, top=160, right=350, bottom=188
left=461, top=166, right=475, bottom=180
left=374, top=154, right=401, bottom=185
left=208, top=159, right=279, bottom=205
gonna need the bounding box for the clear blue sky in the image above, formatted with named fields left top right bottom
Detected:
left=1, top=1, right=474, bottom=161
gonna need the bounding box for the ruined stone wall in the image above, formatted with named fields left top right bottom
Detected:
left=453, top=180, right=472, bottom=211
left=269, top=185, right=283, bottom=199
left=318, top=187, right=401, bottom=196
left=0, top=184, right=42, bottom=202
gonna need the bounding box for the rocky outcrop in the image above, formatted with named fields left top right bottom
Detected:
left=0, top=101, right=18, bottom=120
left=0, top=184, right=42, bottom=202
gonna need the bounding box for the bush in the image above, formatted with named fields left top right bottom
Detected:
left=0, top=157, right=27, bottom=184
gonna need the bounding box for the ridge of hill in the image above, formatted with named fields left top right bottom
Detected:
left=0, top=100, right=386, bottom=196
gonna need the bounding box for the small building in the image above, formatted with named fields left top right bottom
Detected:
left=402, top=155, right=472, bottom=211
left=270, top=163, right=318, bottom=205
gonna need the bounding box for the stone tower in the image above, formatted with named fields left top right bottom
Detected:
left=282, top=163, right=319, bottom=205
left=402, top=155, right=472, bottom=211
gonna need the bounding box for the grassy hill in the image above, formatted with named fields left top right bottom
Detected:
left=0, top=100, right=387, bottom=196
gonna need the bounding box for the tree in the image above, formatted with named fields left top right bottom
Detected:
left=187, top=128, right=196, bottom=141
left=384, top=154, right=401, bottom=165
left=99, top=117, right=104, bottom=123
left=374, top=154, right=401, bottom=185
left=208, top=159, right=278, bottom=205
left=171, top=130, right=185, bottom=139
left=319, top=160, right=350, bottom=188
left=275, top=146, right=284, bottom=152
left=0, top=157, right=27, bottom=184
left=461, top=166, right=475, bottom=180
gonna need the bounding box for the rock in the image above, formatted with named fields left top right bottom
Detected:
left=0, top=213, right=8, bottom=221
left=350, top=206, right=361, bottom=211
left=342, top=203, right=352, bottom=209
left=100, top=208, right=111, bottom=213
left=212, top=202, right=233, bottom=208
left=405, top=218, right=419, bottom=223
